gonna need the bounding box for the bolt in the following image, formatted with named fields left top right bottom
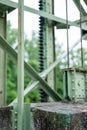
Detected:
left=14, top=126, right=17, bottom=130
left=72, top=80, right=74, bottom=82
left=72, top=96, right=75, bottom=98
left=72, top=88, right=75, bottom=91
left=15, top=119, right=17, bottom=122
left=15, top=112, right=17, bottom=115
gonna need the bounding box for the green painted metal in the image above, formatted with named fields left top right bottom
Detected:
left=18, top=0, right=24, bottom=130
left=0, top=2, right=15, bottom=17
left=63, top=68, right=87, bottom=101
left=73, top=0, right=87, bottom=15
left=12, top=103, right=32, bottom=130
left=24, top=7, right=77, bottom=28
left=39, top=0, right=55, bottom=101
left=0, top=34, right=87, bottom=105
left=0, top=49, right=6, bottom=105
left=0, top=0, right=17, bottom=8
left=74, top=16, right=87, bottom=24
left=45, top=0, right=56, bottom=91
left=84, top=0, right=87, bottom=5
left=0, top=0, right=81, bottom=27
left=24, top=64, right=62, bottom=101
left=0, top=0, right=87, bottom=129
left=24, top=104, right=31, bottom=130
left=42, top=0, right=47, bottom=71
left=12, top=104, right=18, bottom=130
left=39, top=0, right=48, bottom=102
left=1, top=0, right=87, bottom=30
left=0, top=36, right=62, bottom=102
left=74, top=16, right=87, bottom=32
left=0, top=16, right=6, bottom=106
left=11, top=56, right=66, bottom=105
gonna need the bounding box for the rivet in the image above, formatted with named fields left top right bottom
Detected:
left=15, top=119, right=17, bottom=122
left=72, top=88, right=75, bottom=91
left=15, top=112, right=18, bottom=115
left=72, top=80, right=74, bottom=82
left=14, top=127, right=17, bottom=130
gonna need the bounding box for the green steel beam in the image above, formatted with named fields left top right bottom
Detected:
left=10, top=58, right=63, bottom=105
left=74, top=16, right=87, bottom=24
left=0, top=4, right=15, bottom=18
left=45, top=0, right=56, bottom=91
left=10, top=57, right=63, bottom=105
left=0, top=0, right=80, bottom=27
left=0, top=0, right=87, bottom=29
left=12, top=104, right=32, bottom=130
left=74, top=16, right=87, bottom=31
left=84, top=0, right=87, bottom=5
left=0, top=34, right=87, bottom=105
left=0, top=17, right=6, bottom=106
left=0, top=0, right=17, bottom=8
left=17, top=0, right=24, bottom=130
left=24, top=6, right=76, bottom=27
left=0, top=35, right=62, bottom=101
left=2, top=34, right=87, bottom=106
left=10, top=33, right=87, bottom=106
left=1, top=0, right=87, bottom=31
left=11, top=54, right=66, bottom=105
left=73, top=0, right=87, bottom=15
left=24, top=104, right=31, bottom=130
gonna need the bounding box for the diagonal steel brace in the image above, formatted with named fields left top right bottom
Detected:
left=0, top=35, right=62, bottom=102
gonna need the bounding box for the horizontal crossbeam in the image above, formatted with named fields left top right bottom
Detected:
left=0, top=35, right=62, bottom=102
left=1, top=0, right=87, bottom=30
left=74, top=16, right=87, bottom=24
left=0, top=0, right=82, bottom=27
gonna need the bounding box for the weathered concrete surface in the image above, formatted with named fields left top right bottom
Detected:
left=0, top=106, right=13, bottom=130
left=32, top=102, right=87, bottom=130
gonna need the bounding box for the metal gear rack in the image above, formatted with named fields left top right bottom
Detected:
left=0, top=0, right=87, bottom=130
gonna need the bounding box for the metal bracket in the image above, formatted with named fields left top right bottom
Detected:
left=12, top=103, right=33, bottom=130
left=63, top=68, right=87, bottom=101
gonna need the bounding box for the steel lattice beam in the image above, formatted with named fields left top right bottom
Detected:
left=73, top=0, right=87, bottom=15
left=17, top=0, right=24, bottom=130
left=74, top=16, right=87, bottom=24
left=0, top=35, right=62, bottom=102
left=0, top=0, right=83, bottom=28
left=0, top=0, right=87, bottom=30
left=10, top=34, right=87, bottom=105
left=84, top=0, right=87, bottom=5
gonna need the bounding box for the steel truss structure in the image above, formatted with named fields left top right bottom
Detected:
left=0, top=0, right=87, bottom=129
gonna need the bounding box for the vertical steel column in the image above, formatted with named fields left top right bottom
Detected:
left=39, top=0, right=46, bottom=102
left=39, top=0, right=56, bottom=102
left=66, top=0, right=70, bottom=68
left=0, top=15, right=6, bottom=106
left=79, top=0, right=83, bottom=68
left=45, top=0, right=56, bottom=91
left=18, top=0, right=24, bottom=130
